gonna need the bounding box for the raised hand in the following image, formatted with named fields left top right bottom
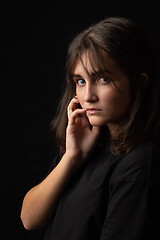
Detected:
left=66, top=97, right=101, bottom=166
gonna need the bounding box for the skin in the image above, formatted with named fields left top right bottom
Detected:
left=70, top=53, right=132, bottom=135
left=66, top=53, right=132, bottom=162
left=20, top=53, right=133, bottom=230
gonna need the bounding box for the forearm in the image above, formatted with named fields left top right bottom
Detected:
left=20, top=153, right=78, bottom=230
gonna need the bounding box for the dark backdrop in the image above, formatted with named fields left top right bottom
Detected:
left=3, top=1, right=160, bottom=239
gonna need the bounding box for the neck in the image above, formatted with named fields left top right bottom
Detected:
left=107, top=123, right=118, bottom=139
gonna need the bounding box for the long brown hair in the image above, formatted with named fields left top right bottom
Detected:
left=51, top=17, right=160, bottom=155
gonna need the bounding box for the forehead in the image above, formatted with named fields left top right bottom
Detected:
left=72, top=52, right=120, bottom=76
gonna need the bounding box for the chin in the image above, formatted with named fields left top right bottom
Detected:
left=88, top=116, right=107, bottom=127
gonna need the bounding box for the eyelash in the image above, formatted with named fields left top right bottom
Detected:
left=98, top=77, right=112, bottom=84
left=75, top=77, right=112, bottom=86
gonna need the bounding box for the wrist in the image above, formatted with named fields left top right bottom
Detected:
left=63, top=152, right=83, bottom=170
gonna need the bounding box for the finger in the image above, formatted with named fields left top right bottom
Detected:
left=68, top=108, right=86, bottom=125
left=68, top=98, right=79, bottom=111
left=67, top=98, right=80, bottom=118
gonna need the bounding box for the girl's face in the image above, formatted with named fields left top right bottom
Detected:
left=72, top=53, right=132, bottom=131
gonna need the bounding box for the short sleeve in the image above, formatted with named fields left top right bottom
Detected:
left=99, top=180, right=148, bottom=240
left=99, top=141, right=160, bottom=240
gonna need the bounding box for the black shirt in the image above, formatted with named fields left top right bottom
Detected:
left=44, top=140, right=160, bottom=240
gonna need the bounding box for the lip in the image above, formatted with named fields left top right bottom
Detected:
left=86, top=108, right=102, bottom=114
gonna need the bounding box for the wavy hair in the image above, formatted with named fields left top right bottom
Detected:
left=51, top=17, right=160, bottom=155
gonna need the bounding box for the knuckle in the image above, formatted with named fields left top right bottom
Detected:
left=67, top=105, right=70, bottom=111
left=67, top=99, right=73, bottom=110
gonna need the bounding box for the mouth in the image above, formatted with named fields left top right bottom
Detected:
left=86, top=108, right=102, bottom=114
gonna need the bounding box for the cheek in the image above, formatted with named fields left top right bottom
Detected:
left=102, top=87, right=131, bottom=110
left=76, top=89, right=84, bottom=107
left=106, top=88, right=131, bottom=114
left=101, top=88, right=118, bottom=105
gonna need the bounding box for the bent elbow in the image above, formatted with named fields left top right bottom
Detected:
left=20, top=209, right=46, bottom=231
left=22, top=221, right=33, bottom=231
left=20, top=210, right=35, bottom=231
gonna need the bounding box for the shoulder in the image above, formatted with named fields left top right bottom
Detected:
left=110, top=140, right=160, bottom=184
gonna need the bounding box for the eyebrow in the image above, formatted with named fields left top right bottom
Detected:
left=71, top=69, right=112, bottom=79
left=71, top=74, right=82, bottom=78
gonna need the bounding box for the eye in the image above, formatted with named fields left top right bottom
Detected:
left=76, top=79, right=86, bottom=86
left=97, top=77, right=111, bottom=84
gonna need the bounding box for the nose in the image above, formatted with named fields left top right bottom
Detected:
left=84, top=83, right=98, bottom=102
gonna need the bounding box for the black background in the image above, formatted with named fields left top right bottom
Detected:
left=3, top=1, right=160, bottom=239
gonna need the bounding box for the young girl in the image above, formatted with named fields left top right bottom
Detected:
left=21, top=17, right=160, bottom=240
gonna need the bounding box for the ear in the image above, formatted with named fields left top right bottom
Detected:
left=140, top=73, right=149, bottom=90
